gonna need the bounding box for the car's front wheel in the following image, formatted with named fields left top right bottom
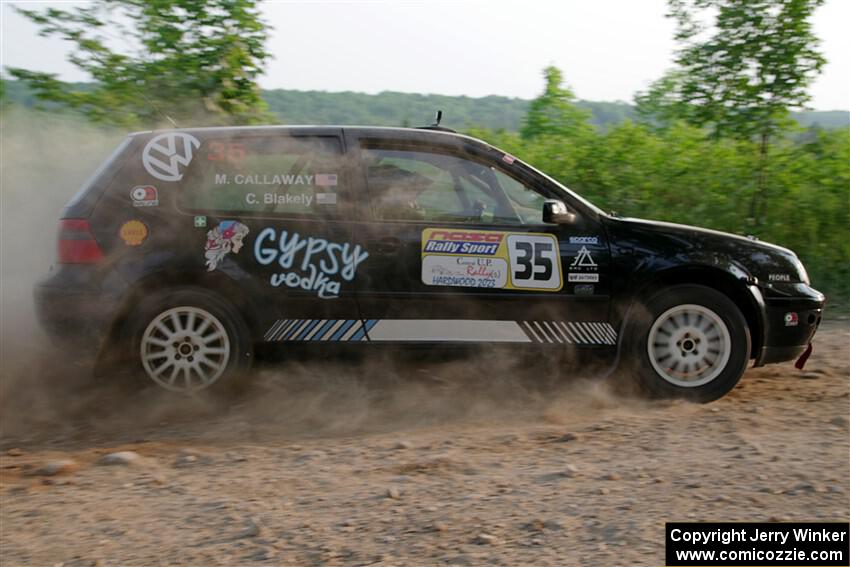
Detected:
left=132, top=288, right=252, bottom=394
left=627, top=284, right=750, bottom=402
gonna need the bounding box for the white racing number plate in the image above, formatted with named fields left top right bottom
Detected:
left=421, top=228, right=562, bottom=291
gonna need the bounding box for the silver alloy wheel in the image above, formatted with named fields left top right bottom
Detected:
left=647, top=304, right=731, bottom=388
left=140, top=306, right=231, bottom=392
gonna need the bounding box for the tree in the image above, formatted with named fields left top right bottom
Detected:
left=520, top=66, right=592, bottom=140
left=7, top=0, right=272, bottom=127
left=636, top=0, right=826, bottom=225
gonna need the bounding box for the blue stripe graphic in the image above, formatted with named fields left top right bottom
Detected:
left=264, top=319, right=284, bottom=341
left=272, top=319, right=292, bottom=340
left=295, top=319, right=321, bottom=341
left=311, top=319, right=337, bottom=341
left=330, top=319, right=356, bottom=341
left=281, top=319, right=305, bottom=341
left=350, top=320, right=369, bottom=342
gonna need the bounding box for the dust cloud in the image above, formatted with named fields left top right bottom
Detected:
left=0, top=108, right=125, bottom=437
left=0, top=108, right=641, bottom=447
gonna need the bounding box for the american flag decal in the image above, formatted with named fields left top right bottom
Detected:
left=315, top=173, right=338, bottom=187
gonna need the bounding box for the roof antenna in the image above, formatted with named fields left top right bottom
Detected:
left=416, top=110, right=455, bottom=133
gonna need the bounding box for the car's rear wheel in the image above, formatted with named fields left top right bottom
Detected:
left=627, top=284, right=750, bottom=402
left=132, top=288, right=252, bottom=394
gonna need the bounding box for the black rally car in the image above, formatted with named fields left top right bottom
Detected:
left=35, top=124, right=825, bottom=402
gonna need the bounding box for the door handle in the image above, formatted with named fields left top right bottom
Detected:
left=373, top=237, right=401, bottom=255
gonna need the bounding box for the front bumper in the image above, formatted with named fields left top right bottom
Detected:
left=752, top=282, right=825, bottom=367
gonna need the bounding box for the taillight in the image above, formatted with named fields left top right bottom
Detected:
left=57, top=219, right=104, bottom=263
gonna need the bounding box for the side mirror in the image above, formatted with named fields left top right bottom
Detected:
left=542, top=200, right=576, bottom=224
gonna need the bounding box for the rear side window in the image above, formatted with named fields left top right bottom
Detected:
left=179, top=135, right=344, bottom=217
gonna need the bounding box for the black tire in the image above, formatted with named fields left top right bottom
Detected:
left=623, top=284, right=750, bottom=403
left=129, top=287, right=253, bottom=394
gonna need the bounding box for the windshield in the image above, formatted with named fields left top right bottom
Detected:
left=511, top=156, right=606, bottom=217
left=456, top=132, right=607, bottom=218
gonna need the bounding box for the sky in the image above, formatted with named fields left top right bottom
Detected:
left=1, top=0, right=848, bottom=110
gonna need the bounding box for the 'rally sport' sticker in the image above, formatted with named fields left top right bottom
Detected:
left=421, top=228, right=562, bottom=291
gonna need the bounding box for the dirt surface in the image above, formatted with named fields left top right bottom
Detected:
left=0, top=321, right=848, bottom=566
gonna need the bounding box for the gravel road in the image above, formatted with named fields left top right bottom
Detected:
left=1, top=321, right=848, bottom=566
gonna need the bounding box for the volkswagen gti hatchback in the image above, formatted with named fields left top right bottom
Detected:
left=35, top=125, right=825, bottom=402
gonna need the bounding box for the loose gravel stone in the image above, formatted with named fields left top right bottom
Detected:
left=30, top=459, right=77, bottom=477
left=97, top=451, right=142, bottom=466
left=238, top=517, right=264, bottom=539
left=472, top=533, right=500, bottom=545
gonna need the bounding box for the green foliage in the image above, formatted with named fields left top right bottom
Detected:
left=521, top=67, right=593, bottom=140
left=6, top=0, right=272, bottom=127
left=641, top=0, right=826, bottom=141
left=637, top=0, right=828, bottom=229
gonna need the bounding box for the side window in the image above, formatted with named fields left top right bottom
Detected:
left=179, top=136, right=344, bottom=216
left=492, top=169, right=547, bottom=224
left=367, top=154, right=461, bottom=220
left=363, top=147, right=547, bottom=225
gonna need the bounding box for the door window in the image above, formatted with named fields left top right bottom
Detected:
left=362, top=147, right=549, bottom=225
left=492, top=169, right=547, bottom=224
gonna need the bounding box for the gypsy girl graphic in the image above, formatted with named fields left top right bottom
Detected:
left=204, top=220, right=249, bottom=271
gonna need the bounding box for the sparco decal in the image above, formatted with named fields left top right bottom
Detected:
left=254, top=229, right=369, bottom=299
left=569, top=236, right=599, bottom=245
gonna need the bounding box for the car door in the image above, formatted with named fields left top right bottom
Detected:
left=174, top=128, right=371, bottom=345
left=347, top=131, right=614, bottom=347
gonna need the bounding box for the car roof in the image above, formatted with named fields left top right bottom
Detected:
left=129, top=125, right=504, bottom=153
left=128, top=125, right=493, bottom=148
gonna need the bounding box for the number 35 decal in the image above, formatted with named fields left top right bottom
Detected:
left=507, top=234, right=562, bottom=290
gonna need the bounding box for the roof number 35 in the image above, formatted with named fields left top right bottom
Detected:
left=507, top=235, right=561, bottom=290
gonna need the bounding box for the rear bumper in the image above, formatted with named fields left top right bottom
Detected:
left=752, top=283, right=825, bottom=367
left=34, top=265, right=126, bottom=358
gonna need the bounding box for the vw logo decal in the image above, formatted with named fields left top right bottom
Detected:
left=142, top=132, right=201, bottom=182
